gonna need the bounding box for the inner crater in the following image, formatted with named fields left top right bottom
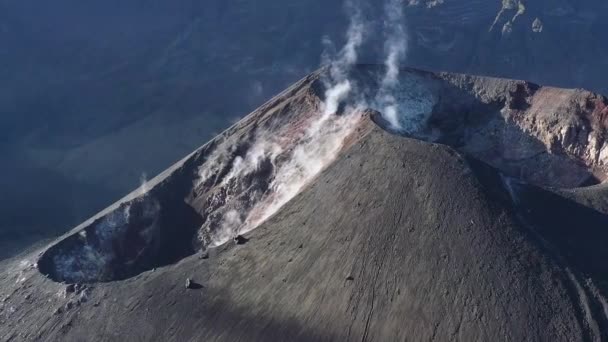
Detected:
left=35, top=67, right=608, bottom=285
left=364, top=69, right=608, bottom=188
left=429, top=78, right=608, bottom=188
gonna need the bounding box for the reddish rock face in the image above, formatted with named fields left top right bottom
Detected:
left=428, top=73, right=608, bottom=188
left=38, top=66, right=608, bottom=283
left=6, top=66, right=608, bottom=342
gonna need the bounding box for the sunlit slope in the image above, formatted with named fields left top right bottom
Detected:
left=4, top=121, right=607, bottom=341
left=3, top=66, right=608, bottom=341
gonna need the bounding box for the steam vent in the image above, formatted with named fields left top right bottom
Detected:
left=4, top=65, right=608, bottom=341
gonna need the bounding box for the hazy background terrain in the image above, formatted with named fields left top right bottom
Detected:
left=2, top=0, right=608, bottom=258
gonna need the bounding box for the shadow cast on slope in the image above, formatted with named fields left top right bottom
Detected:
left=357, top=64, right=603, bottom=188
left=512, top=182, right=608, bottom=290
left=37, top=160, right=205, bottom=284
left=36, top=66, right=608, bottom=285
left=466, top=156, right=608, bottom=285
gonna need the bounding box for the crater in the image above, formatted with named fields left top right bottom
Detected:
left=36, top=74, right=363, bottom=284
left=37, top=66, right=608, bottom=284
left=427, top=77, right=608, bottom=188
left=357, top=67, right=608, bottom=188
left=38, top=171, right=205, bottom=283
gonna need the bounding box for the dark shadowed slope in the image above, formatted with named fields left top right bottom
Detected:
left=3, top=0, right=608, bottom=261
left=3, top=122, right=608, bottom=341
left=2, top=67, right=608, bottom=340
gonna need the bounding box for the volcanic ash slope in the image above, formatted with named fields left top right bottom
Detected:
left=2, top=66, right=608, bottom=341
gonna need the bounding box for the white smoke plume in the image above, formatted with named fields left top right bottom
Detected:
left=203, top=106, right=364, bottom=247
left=323, top=80, right=352, bottom=116
left=198, top=1, right=369, bottom=247
left=376, top=0, right=409, bottom=131
left=221, top=138, right=283, bottom=185
left=197, top=0, right=429, bottom=247
left=370, top=0, right=436, bottom=135
left=235, top=0, right=369, bottom=233
left=322, top=0, right=367, bottom=118
left=243, top=110, right=363, bottom=232
left=211, top=210, right=243, bottom=246
left=325, top=0, right=366, bottom=83
left=381, top=0, right=408, bottom=87
left=138, top=173, right=150, bottom=195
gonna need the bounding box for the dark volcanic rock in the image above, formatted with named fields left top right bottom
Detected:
left=3, top=0, right=608, bottom=265
left=64, top=284, right=75, bottom=294
left=2, top=66, right=608, bottom=340
left=233, top=236, right=249, bottom=246
left=185, top=278, right=202, bottom=290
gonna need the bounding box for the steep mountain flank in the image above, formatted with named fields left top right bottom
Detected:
left=2, top=66, right=608, bottom=341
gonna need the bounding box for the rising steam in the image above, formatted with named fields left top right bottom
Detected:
left=199, top=108, right=365, bottom=247
left=196, top=0, right=432, bottom=247
left=321, top=0, right=366, bottom=118
left=376, top=0, right=409, bottom=130
left=196, top=1, right=368, bottom=247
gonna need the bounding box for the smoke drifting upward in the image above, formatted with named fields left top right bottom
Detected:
left=195, top=0, right=432, bottom=248
left=321, top=0, right=427, bottom=134
left=321, top=0, right=366, bottom=117
left=138, top=173, right=150, bottom=195
left=323, top=81, right=352, bottom=116
left=244, top=111, right=363, bottom=232
left=323, top=1, right=365, bottom=82
left=193, top=2, right=371, bottom=247
left=197, top=107, right=365, bottom=247
left=381, top=0, right=408, bottom=87
left=376, top=0, right=409, bottom=131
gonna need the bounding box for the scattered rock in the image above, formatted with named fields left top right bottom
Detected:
left=233, top=235, right=249, bottom=245
left=65, top=301, right=74, bottom=310
left=65, top=284, right=75, bottom=294
left=185, top=278, right=202, bottom=290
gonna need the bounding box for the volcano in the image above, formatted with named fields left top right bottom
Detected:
left=2, top=65, right=608, bottom=341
